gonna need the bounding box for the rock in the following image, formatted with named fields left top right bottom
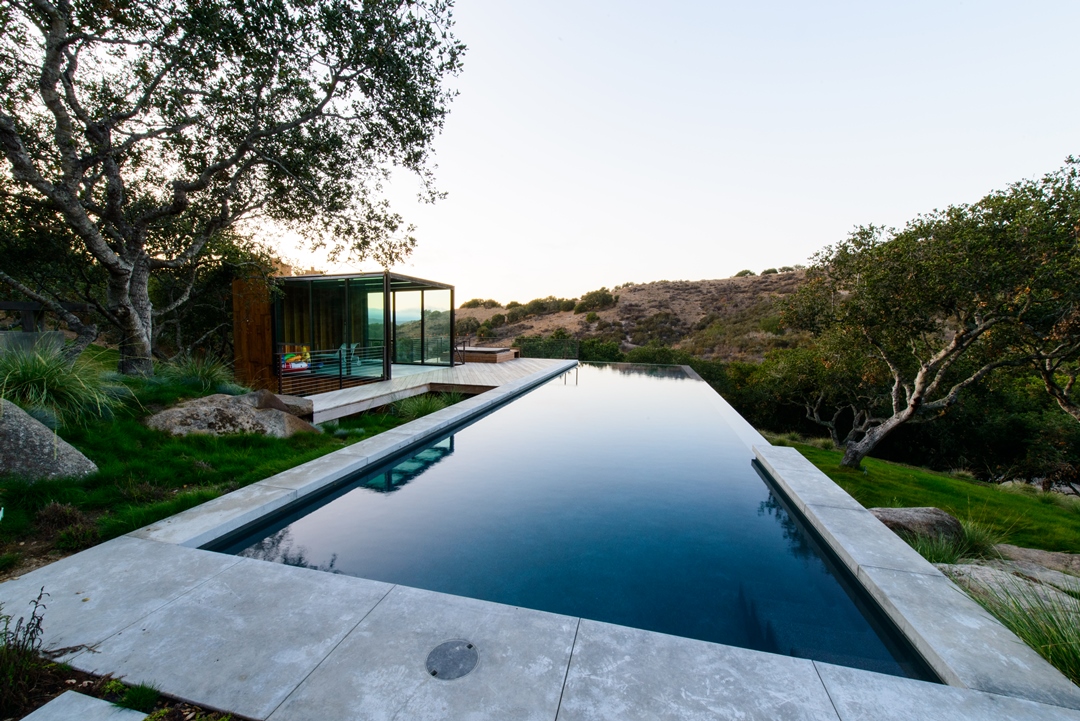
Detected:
left=145, top=394, right=321, bottom=438
left=869, top=506, right=963, bottom=541
left=995, top=544, right=1080, bottom=577
left=937, top=563, right=1076, bottom=609
left=275, top=393, right=314, bottom=418
left=977, top=558, right=1080, bottom=596
left=234, top=389, right=291, bottom=414
left=0, top=399, right=98, bottom=480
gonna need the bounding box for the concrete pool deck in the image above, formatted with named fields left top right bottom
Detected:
left=3, top=361, right=1080, bottom=720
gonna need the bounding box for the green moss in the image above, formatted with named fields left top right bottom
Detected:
left=793, top=444, right=1080, bottom=553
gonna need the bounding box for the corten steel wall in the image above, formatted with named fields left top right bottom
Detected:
left=231, top=279, right=274, bottom=391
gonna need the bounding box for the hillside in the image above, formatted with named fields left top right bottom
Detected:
left=457, top=271, right=809, bottom=362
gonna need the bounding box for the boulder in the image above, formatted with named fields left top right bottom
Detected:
left=869, top=506, right=963, bottom=541
left=937, top=563, right=1076, bottom=609
left=145, top=394, right=320, bottom=438
left=995, top=544, right=1080, bottom=577
left=0, top=399, right=98, bottom=480
left=234, top=389, right=292, bottom=414
left=232, top=389, right=313, bottom=418
left=275, top=393, right=314, bottom=418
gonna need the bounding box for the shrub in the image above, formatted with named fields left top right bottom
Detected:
left=34, top=502, right=89, bottom=534
left=779, top=266, right=795, bottom=272
left=573, top=288, right=615, bottom=314
left=481, top=299, right=502, bottom=309
left=393, top=394, right=448, bottom=421
left=460, top=298, right=483, bottom=308
left=0, top=349, right=127, bottom=427
left=585, top=312, right=599, bottom=323
left=761, top=268, right=778, bottom=275
left=456, top=317, right=481, bottom=335
left=158, top=354, right=234, bottom=390
left=903, top=518, right=1003, bottom=564
left=506, top=307, right=526, bottom=323
left=0, top=588, right=47, bottom=715
left=505, top=301, right=522, bottom=309
left=580, top=339, right=624, bottom=362
left=490, top=313, right=506, bottom=328
left=734, top=269, right=755, bottom=277
left=0, top=553, right=19, bottom=573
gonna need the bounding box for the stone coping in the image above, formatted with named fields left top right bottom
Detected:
left=129, top=359, right=578, bottom=548
left=20, top=690, right=147, bottom=720
left=754, top=444, right=1080, bottom=710
left=4, top=366, right=1080, bottom=720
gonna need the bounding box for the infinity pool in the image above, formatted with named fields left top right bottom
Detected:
left=214, top=363, right=933, bottom=679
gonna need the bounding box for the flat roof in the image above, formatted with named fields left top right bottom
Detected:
left=278, top=271, right=453, bottom=291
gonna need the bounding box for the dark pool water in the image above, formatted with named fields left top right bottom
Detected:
left=216, top=363, right=933, bottom=679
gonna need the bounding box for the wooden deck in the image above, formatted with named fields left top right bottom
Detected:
left=308, top=358, right=577, bottom=423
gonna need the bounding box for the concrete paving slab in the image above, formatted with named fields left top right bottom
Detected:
left=128, top=483, right=297, bottom=547
left=754, top=446, right=864, bottom=512
left=0, top=536, right=239, bottom=654
left=76, top=558, right=393, bottom=720
left=815, top=662, right=1080, bottom=720
left=556, top=619, right=840, bottom=721
left=19, top=691, right=147, bottom=721
left=267, top=584, right=578, bottom=721
left=857, top=564, right=1080, bottom=709
left=802, top=503, right=941, bottom=576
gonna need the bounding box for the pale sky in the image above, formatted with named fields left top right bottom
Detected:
left=277, top=0, right=1080, bottom=304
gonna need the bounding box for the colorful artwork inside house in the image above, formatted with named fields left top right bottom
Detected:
left=231, top=271, right=455, bottom=395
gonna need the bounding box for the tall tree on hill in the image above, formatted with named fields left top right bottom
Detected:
left=783, top=162, right=1080, bottom=468
left=0, top=0, right=463, bottom=373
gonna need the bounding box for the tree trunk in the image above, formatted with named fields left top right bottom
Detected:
left=113, top=257, right=156, bottom=376
left=840, top=415, right=905, bottom=469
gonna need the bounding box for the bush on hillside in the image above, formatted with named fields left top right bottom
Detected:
left=734, top=269, right=755, bottom=277
left=573, top=288, right=616, bottom=314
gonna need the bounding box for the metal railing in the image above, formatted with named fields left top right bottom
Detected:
left=514, top=337, right=580, bottom=360
left=275, top=345, right=385, bottom=395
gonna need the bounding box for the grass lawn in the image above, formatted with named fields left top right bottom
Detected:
left=0, top=349, right=457, bottom=577
left=788, top=443, right=1080, bottom=554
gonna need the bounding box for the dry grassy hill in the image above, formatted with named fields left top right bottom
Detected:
left=457, top=271, right=808, bottom=362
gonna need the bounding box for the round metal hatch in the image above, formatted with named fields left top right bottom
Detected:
left=425, top=639, right=479, bottom=680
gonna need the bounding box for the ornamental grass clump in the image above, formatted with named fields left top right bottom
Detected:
left=0, top=349, right=126, bottom=427
left=905, top=518, right=1004, bottom=564
left=158, top=354, right=235, bottom=390
left=393, top=393, right=448, bottom=421
left=970, top=578, right=1080, bottom=685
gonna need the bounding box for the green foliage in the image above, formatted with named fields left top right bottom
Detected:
left=760, top=268, right=778, bottom=275
left=585, top=311, right=599, bottom=323
left=391, top=391, right=463, bottom=421
left=158, top=355, right=236, bottom=391
left=117, top=683, right=161, bottom=713
left=0, top=349, right=128, bottom=427
left=0, top=588, right=47, bottom=716
left=0, top=553, right=19, bottom=573
left=506, top=306, right=526, bottom=323
left=580, top=339, right=624, bottom=362
left=628, top=312, right=686, bottom=346
left=734, top=269, right=755, bottom=277
left=456, top=317, right=481, bottom=335
left=460, top=299, right=502, bottom=309
left=781, top=162, right=1080, bottom=466
left=505, top=301, right=522, bottom=309
left=793, top=444, right=1080, bottom=552
left=490, top=313, right=506, bottom=328
left=967, top=577, right=1080, bottom=685
left=573, top=288, right=616, bottom=314
left=903, top=519, right=1003, bottom=564
left=514, top=335, right=580, bottom=359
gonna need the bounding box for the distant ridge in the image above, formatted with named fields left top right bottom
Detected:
left=457, top=271, right=808, bottom=362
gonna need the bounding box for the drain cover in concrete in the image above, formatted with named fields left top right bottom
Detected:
left=426, top=639, right=479, bottom=680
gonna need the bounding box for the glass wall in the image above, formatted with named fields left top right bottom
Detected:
left=422, top=289, right=452, bottom=364
left=346, top=276, right=386, bottom=380
left=394, top=290, right=423, bottom=363
left=311, top=279, right=346, bottom=350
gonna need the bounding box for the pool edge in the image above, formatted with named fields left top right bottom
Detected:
left=754, top=443, right=1080, bottom=710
